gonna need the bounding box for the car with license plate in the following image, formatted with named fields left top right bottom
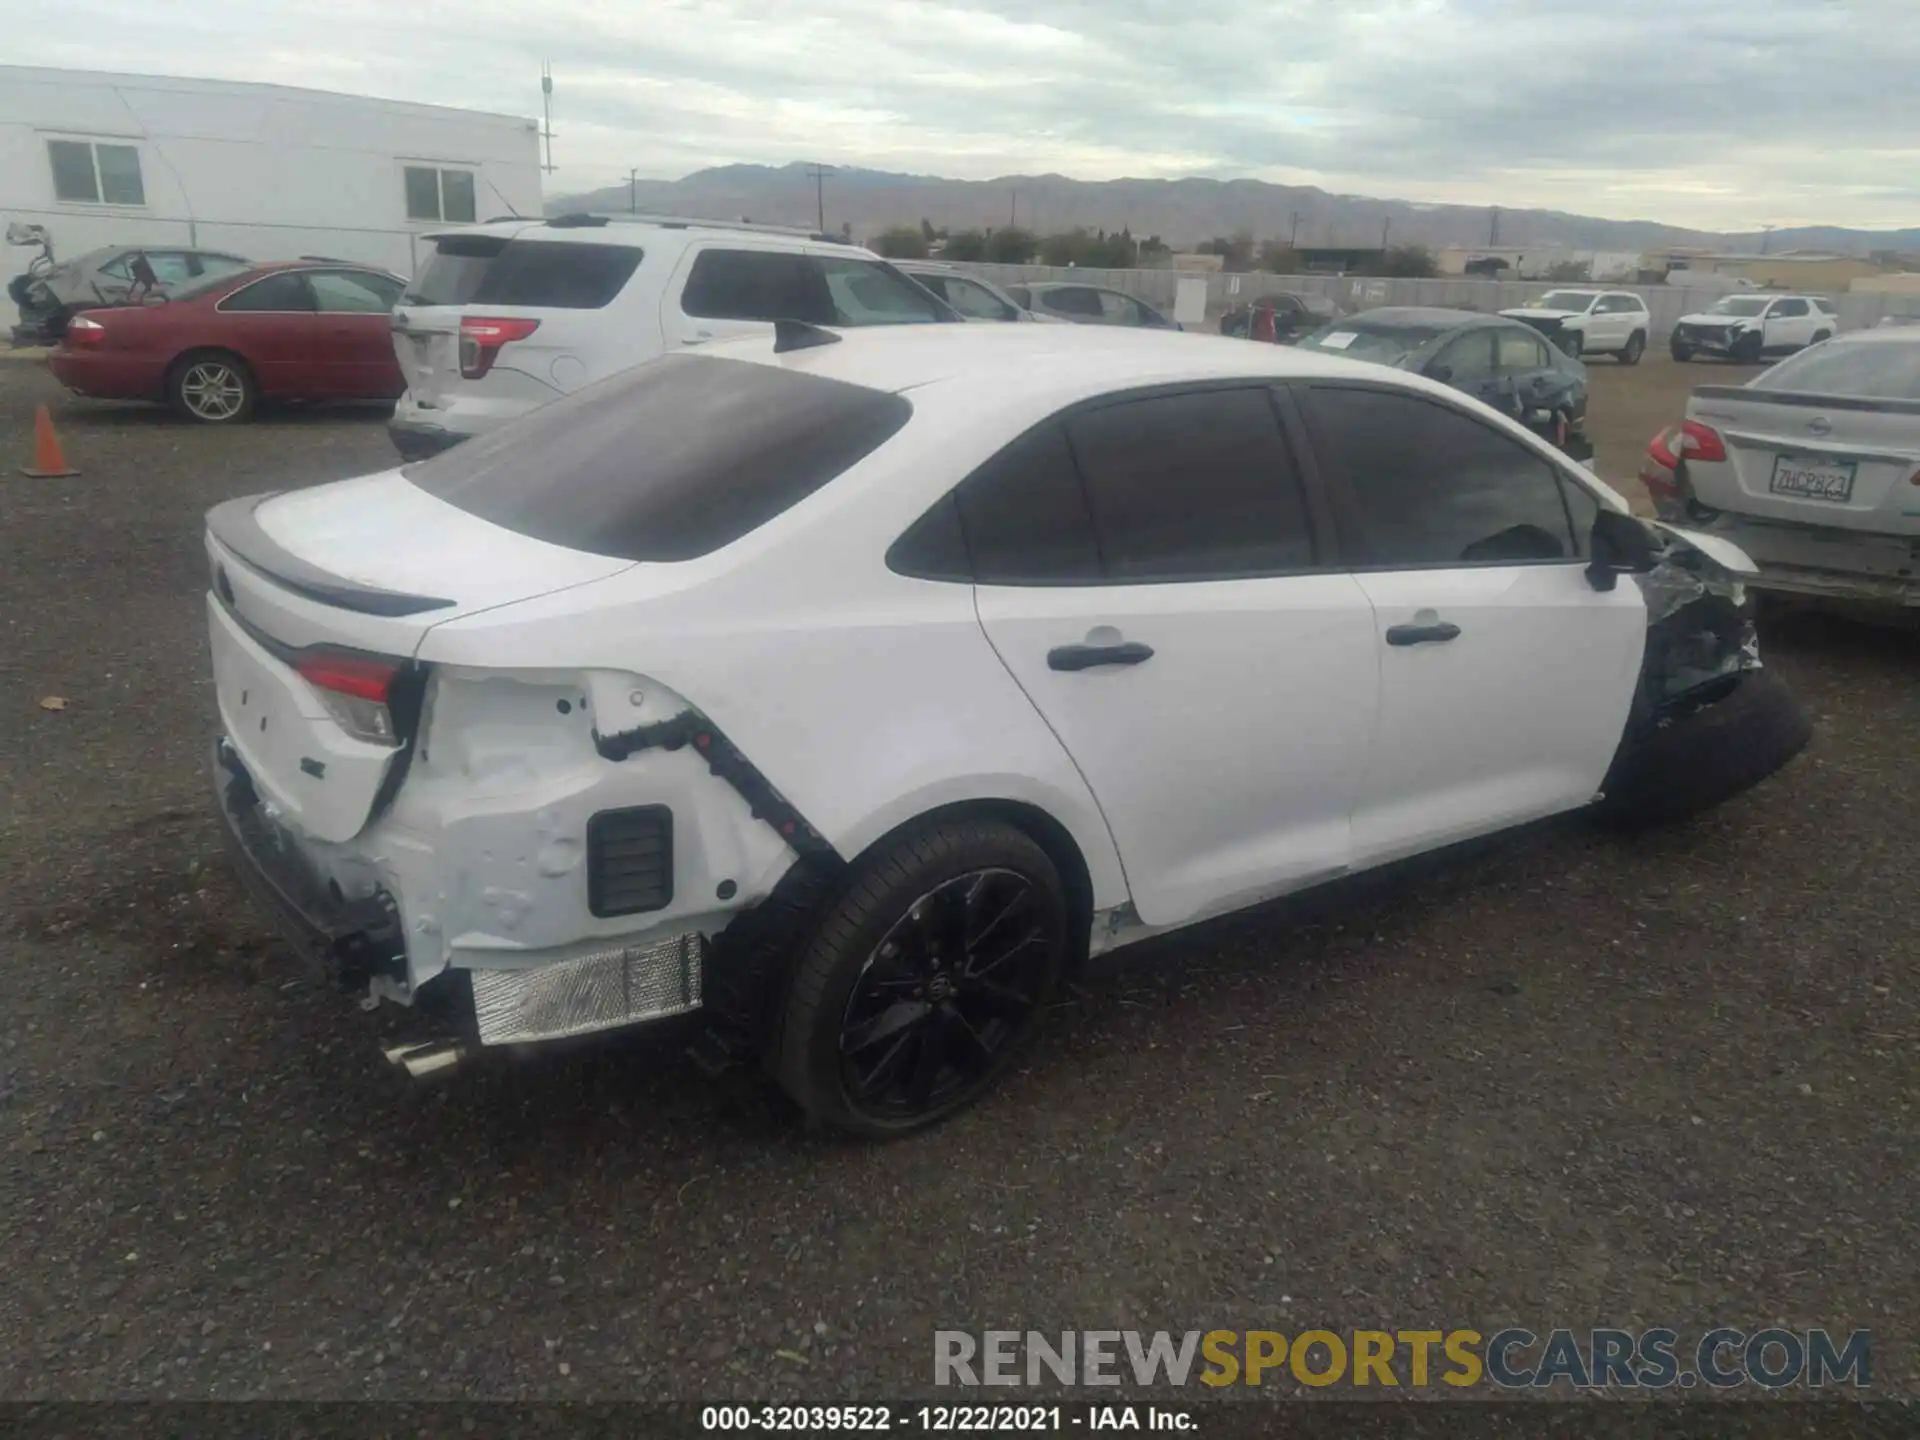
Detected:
left=48, top=260, right=406, bottom=422
left=1648, top=327, right=1920, bottom=605
left=1670, top=294, right=1837, bottom=364
left=206, top=323, right=1807, bottom=1137
left=1499, top=289, right=1650, bottom=363
left=1295, top=307, right=1591, bottom=455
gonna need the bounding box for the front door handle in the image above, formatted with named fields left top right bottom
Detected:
left=1047, top=641, right=1155, bottom=672
left=1384, top=621, right=1461, bottom=646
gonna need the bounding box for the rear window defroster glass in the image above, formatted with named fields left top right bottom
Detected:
left=404, top=354, right=911, bottom=561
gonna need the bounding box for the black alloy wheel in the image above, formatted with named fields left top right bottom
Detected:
left=837, top=868, right=1050, bottom=1119
left=775, top=817, right=1068, bottom=1138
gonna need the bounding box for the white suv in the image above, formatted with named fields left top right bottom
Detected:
left=1670, top=294, right=1837, bottom=363
left=386, top=214, right=958, bottom=459
left=209, top=324, right=1806, bottom=1136
left=1499, top=289, right=1651, bottom=364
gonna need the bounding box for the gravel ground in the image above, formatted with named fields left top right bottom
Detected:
left=1, top=355, right=1915, bottom=1404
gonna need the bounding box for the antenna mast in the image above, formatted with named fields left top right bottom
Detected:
left=539, top=61, right=557, bottom=174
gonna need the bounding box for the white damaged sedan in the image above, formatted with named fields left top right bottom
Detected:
left=207, top=322, right=1809, bottom=1136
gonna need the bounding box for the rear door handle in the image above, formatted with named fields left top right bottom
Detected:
left=1384, top=622, right=1461, bottom=646
left=1047, top=641, right=1155, bottom=672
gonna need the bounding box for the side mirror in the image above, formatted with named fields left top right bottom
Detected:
left=1586, top=508, right=1660, bottom=591
left=1427, top=362, right=1453, bottom=382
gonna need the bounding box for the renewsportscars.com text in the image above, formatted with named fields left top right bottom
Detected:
left=934, top=1328, right=1871, bottom=1390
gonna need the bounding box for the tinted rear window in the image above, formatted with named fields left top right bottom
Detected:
left=404, top=354, right=911, bottom=562
left=403, top=235, right=508, bottom=306
left=468, top=240, right=644, bottom=309
left=1753, top=339, right=1920, bottom=400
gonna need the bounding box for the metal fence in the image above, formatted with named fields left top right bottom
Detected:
left=952, top=263, right=1920, bottom=340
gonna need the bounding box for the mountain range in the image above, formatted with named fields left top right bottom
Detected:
left=549, top=163, right=1920, bottom=257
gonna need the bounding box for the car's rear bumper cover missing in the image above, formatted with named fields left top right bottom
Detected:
left=213, top=736, right=404, bottom=988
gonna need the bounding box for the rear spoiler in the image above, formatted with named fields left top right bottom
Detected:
left=206, top=493, right=455, bottom=617
left=1689, top=385, right=1920, bottom=416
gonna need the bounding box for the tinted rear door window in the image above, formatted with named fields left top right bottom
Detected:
left=1044, top=287, right=1106, bottom=318
left=1307, top=386, right=1578, bottom=565
left=222, top=273, right=315, bottom=312
left=404, top=354, right=910, bottom=561
left=468, top=241, right=643, bottom=309
left=681, top=250, right=944, bottom=326
left=954, top=421, right=1103, bottom=584
left=1065, top=388, right=1315, bottom=579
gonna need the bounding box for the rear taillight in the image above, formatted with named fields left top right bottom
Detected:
left=458, top=316, right=540, bottom=379
left=65, top=316, right=107, bottom=348
left=1678, top=419, right=1727, bottom=464
left=1640, top=425, right=1681, bottom=500
left=296, top=650, right=402, bottom=746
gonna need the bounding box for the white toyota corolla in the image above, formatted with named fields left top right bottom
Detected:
left=206, top=322, right=1808, bottom=1137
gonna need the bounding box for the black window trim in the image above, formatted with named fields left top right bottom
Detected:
left=1289, top=378, right=1600, bottom=574
left=887, top=378, right=1342, bottom=587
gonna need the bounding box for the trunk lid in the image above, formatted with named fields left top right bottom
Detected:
left=207, top=473, right=634, bottom=841
left=1683, top=385, right=1920, bottom=537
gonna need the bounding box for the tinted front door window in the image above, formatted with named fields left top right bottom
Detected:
left=1308, top=387, right=1577, bottom=565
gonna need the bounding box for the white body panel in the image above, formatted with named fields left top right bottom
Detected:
left=973, top=574, right=1379, bottom=928
left=1349, top=565, right=1646, bottom=866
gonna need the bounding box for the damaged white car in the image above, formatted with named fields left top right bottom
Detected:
left=207, top=323, right=1809, bottom=1137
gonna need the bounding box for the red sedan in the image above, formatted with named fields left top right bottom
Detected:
left=49, top=260, right=406, bottom=424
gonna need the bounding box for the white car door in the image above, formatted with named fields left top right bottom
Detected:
left=1592, top=295, right=1631, bottom=350
left=1295, top=382, right=1646, bottom=869
left=963, top=385, right=1380, bottom=929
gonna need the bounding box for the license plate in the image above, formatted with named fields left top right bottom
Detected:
left=1769, top=454, right=1856, bottom=503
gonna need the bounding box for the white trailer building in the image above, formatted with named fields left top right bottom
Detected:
left=1, top=66, right=543, bottom=307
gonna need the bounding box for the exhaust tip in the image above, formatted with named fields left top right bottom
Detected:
left=381, top=1039, right=468, bottom=1079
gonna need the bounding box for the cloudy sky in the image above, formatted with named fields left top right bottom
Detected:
left=13, top=0, right=1916, bottom=230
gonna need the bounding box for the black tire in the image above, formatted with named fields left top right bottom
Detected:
left=167, top=350, right=256, bottom=424
left=1671, top=342, right=1693, bottom=362
left=1733, top=332, right=1764, bottom=364
left=1558, top=330, right=1582, bottom=359
left=1619, top=330, right=1646, bottom=365
left=774, top=816, right=1068, bottom=1138
left=1811, top=329, right=1832, bottom=346
left=1594, top=670, right=1811, bottom=830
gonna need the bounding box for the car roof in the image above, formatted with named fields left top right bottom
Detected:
left=421, top=214, right=874, bottom=259
left=1334, top=306, right=1495, bottom=331
left=704, top=321, right=1431, bottom=403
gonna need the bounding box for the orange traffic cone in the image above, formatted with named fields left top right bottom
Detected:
left=20, top=403, right=78, bottom=478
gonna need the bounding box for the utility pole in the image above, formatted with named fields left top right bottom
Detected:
left=1010, top=189, right=1018, bottom=227
left=806, top=163, right=833, bottom=234
left=1289, top=210, right=1300, bottom=247
left=1490, top=205, right=1500, bottom=245
left=1760, top=224, right=1776, bottom=255
left=538, top=61, right=557, bottom=174
left=629, top=168, right=638, bottom=214
left=1381, top=216, right=1391, bottom=250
